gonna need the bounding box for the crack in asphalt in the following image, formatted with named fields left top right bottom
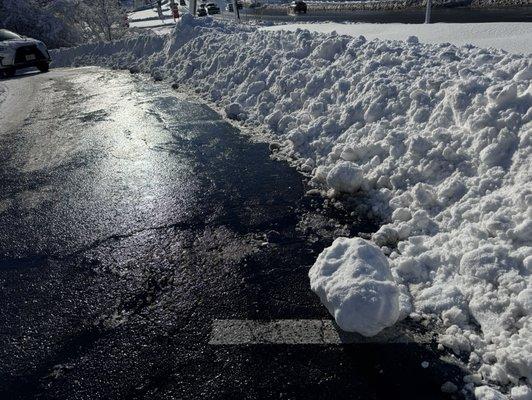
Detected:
left=56, top=220, right=207, bottom=260
left=0, top=220, right=204, bottom=269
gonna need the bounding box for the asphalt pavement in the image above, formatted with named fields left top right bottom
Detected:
left=0, top=68, right=467, bottom=399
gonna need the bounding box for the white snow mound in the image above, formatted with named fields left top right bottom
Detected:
left=309, top=237, right=400, bottom=336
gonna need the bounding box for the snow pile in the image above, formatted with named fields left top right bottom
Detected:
left=51, top=21, right=532, bottom=396
left=309, top=237, right=400, bottom=336
left=262, top=22, right=532, bottom=55
left=51, top=15, right=251, bottom=70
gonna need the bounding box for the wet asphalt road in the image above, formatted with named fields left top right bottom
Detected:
left=0, top=68, right=466, bottom=399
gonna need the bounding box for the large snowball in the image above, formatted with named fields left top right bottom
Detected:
left=326, top=161, right=364, bottom=194
left=309, top=237, right=400, bottom=336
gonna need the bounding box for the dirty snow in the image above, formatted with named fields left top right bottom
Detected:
left=51, top=16, right=532, bottom=397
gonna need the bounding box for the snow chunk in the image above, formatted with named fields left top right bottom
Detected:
left=474, top=386, right=507, bottom=400
left=459, top=245, right=515, bottom=282
left=392, top=208, right=412, bottom=222
left=309, top=237, right=400, bottom=336
left=311, top=36, right=347, bottom=61
left=517, top=289, right=532, bottom=315
left=326, top=161, right=364, bottom=194
left=510, top=386, right=532, bottom=400
left=225, top=102, right=243, bottom=120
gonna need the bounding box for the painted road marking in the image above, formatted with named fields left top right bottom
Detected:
left=209, top=319, right=434, bottom=345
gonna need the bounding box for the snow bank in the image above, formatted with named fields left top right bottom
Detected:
left=51, top=15, right=251, bottom=71
left=309, top=237, right=400, bottom=336
left=51, top=19, right=532, bottom=397
left=262, top=22, right=532, bottom=55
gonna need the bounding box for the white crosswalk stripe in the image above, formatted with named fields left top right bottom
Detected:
left=209, top=319, right=435, bottom=345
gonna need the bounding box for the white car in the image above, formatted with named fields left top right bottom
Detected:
left=0, top=29, right=51, bottom=78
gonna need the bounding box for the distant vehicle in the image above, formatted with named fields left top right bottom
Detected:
left=249, top=1, right=261, bottom=8
left=0, top=29, right=51, bottom=78
left=288, top=0, right=307, bottom=14
left=206, top=2, right=220, bottom=14
left=225, top=1, right=242, bottom=11
left=197, top=4, right=208, bottom=16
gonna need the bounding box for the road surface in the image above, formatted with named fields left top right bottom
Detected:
left=0, top=68, right=466, bottom=399
left=235, top=5, right=532, bottom=23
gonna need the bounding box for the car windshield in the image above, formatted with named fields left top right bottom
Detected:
left=0, top=29, right=21, bottom=41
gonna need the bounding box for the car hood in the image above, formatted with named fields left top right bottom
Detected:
left=0, top=38, right=43, bottom=49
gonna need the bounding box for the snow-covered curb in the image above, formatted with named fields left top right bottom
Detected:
left=51, top=16, right=532, bottom=398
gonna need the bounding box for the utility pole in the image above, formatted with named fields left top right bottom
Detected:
left=190, top=0, right=197, bottom=15
left=425, top=0, right=432, bottom=23
left=232, top=0, right=240, bottom=20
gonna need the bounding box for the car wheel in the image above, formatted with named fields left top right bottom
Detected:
left=37, top=62, right=50, bottom=73
left=1, top=68, right=16, bottom=78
